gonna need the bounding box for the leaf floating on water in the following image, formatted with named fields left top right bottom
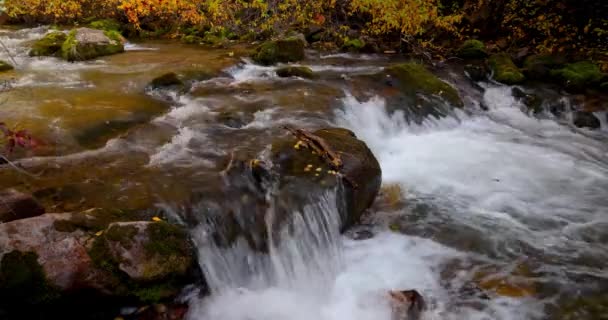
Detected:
left=95, top=231, right=104, bottom=237
left=152, top=217, right=162, bottom=222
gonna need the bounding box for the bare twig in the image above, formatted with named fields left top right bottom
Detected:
left=0, top=37, right=17, bottom=66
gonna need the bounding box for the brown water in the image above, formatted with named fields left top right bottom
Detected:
left=1, top=27, right=607, bottom=320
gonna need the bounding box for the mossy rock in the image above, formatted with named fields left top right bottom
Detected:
left=61, top=28, right=125, bottom=62
left=384, top=63, right=463, bottom=108
left=89, top=19, right=122, bottom=32
left=252, top=37, right=306, bottom=66
left=148, top=72, right=184, bottom=89
left=489, top=53, right=525, bottom=84
left=52, top=208, right=147, bottom=233
left=550, top=61, right=603, bottom=89
left=523, top=54, right=565, bottom=80
left=29, top=31, right=67, bottom=57
left=0, top=251, right=60, bottom=305
left=276, top=66, right=315, bottom=79
left=573, top=111, right=601, bottom=129
left=342, top=38, right=365, bottom=52
left=0, top=60, right=13, bottom=72
left=512, top=87, right=543, bottom=113
left=202, top=33, right=224, bottom=46
left=181, top=35, right=203, bottom=45
left=464, top=63, right=489, bottom=82
left=457, top=39, right=487, bottom=59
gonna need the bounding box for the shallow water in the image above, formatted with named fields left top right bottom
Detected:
left=1, top=27, right=607, bottom=319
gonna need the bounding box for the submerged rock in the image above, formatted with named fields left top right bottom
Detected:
left=275, top=66, right=315, bottom=79
left=489, top=53, right=525, bottom=84
left=457, top=39, right=487, bottom=59
left=29, top=31, right=67, bottom=57
left=148, top=72, right=184, bottom=90
left=573, top=111, right=601, bottom=129
left=0, top=60, right=13, bottom=72
left=0, top=189, right=45, bottom=223
left=511, top=87, right=543, bottom=113
left=61, top=28, right=125, bottom=62
left=464, top=63, right=489, bottom=82
left=252, top=37, right=306, bottom=65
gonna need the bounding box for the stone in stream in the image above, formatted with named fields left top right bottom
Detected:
left=61, top=27, right=125, bottom=62
left=389, top=290, right=426, bottom=320
left=523, top=54, right=565, bottom=80
left=573, top=111, right=601, bottom=129
left=199, top=127, right=382, bottom=251
left=464, top=63, right=489, bottom=82
left=457, top=39, right=487, bottom=59
left=0, top=188, right=45, bottom=223
left=488, top=53, right=525, bottom=84
left=29, top=31, right=67, bottom=57
left=0, top=210, right=197, bottom=309
left=550, top=61, right=604, bottom=91
left=275, top=66, right=315, bottom=79
left=0, top=60, right=13, bottom=72
left=251, top=37, right=306, bottom=65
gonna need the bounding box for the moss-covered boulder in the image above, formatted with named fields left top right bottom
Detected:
left=252, top=37, right=306, bottom=66
left=384, top=63, right=463, bottom=107
left=464, top=63, right=489, bottom=82
left=550, top=61, right=603, bottom=90
left=523, top=54, right=565, bottom=80
left=342, top=38, right=365, bottom=52
left=29, top=31, right=67, bottom=57
left=457, top=40, right=487, bottom=59
left=489, top=53, right=525, bottom=84
left=0, top=60, right=13, bottom=72
left=0, top=212, right=197, bottom=305
left=61, top=28, right=125, bottom=62
left=276, top=66, right=315, bottom=79
left=0, top=251, right=60, bottom=306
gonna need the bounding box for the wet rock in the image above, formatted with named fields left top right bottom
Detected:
left=389, top=290, right=426, bottom=320
left=550, top=61, right=603, bottom=90
left=0, top=189, right=45, bottom=223
left=252, top=37, right=306, bottom=66
left=384, top=63, right=463, bottom=108
left=0, top=212, right=197, bottom=305
left=305, top=26, right=324, bottom=43
left=205, top=127, right=381, bottom=251
left=511, top=87, right=542, bottom=113
left=523, top=54, right=565, bottom=80
left=464, top=63, right=489, bottom=82
left=217, top=110, right=254, bottom=128
left=61, top=28, right=125, bottom=62
left=0, top=60, right=13, bottom=72
left=29, top=31, right=67, bottom=57
left=457, top=39, right=487, bottom=59
left=275, top=66, right=315, bottom=79
left=489, top=53, right=525, bottom=84
left=573, top=111, right=601, bottom=129
left=148, top=72, right=184, bottom=90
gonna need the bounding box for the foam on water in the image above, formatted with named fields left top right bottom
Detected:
left=148, top=126, right=220, bottom=167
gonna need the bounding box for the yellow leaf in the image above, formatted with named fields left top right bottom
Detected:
left=95, top=231, right=104, bottom=237
left=152, top=217, right=162, bottom=222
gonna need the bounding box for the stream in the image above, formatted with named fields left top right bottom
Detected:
left=1, top=27, right=607, bottom=320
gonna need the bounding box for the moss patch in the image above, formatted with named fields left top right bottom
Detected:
left=550, top=61, right=603, bottom=89
left=29, top=31, right=67, bottom=57
left=457, top=39, right=487, bottom=59
left=385, top=62, right=463, bottom=107
left=89, top=19, right=122, bottom=32
left=252, top=37, right=305, bottom=66
left=52, top=208, right=146, bottom=233
left=489, top=53, right=525, bottom=84
left=276, top=66, right=315, bottom=79
left=181, top=35, right=203, bottom=44
left=523, top=54, right=565, bottom=80
left=0, top=251, right=60, bottom=305
left=342, top=38, right=365, bottom=52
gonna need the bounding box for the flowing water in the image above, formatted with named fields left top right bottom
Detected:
left=1, top=27, right=607, bottom=319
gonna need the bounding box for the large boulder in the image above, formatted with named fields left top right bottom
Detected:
left=0, top=189, right=45, bottom=223
left=61, top=28, right=125, bottom=62
left=489, top=53, right=525, bottom=84
left=252, top=37, right=306, bottom=65
left=0, top=212, right=196, bottom=309
left=523, top=54, right=565, bottom=80
left=550, top=61, right=603, bottom=90
left=29, top=31, right=67, bottom=57
left=199, top=127, right=381, bottom=251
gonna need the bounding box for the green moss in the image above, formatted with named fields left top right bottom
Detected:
left=385, top=62, right=463, bottom=107
left=29, top=31, right=67, bottom=57
left=145, top=222, right=190, bottom=257
left=61, top=29, right=124, bottom=62
left=202, top=33, right=223, bottom=46
left=181, top=35, right=203, bottom=44
left=89, top=19, right=122, bottom=32
left=550, top=61, right=603, bottom=89
left=457, top=40, right=487, bottom=59
left=275, top=66, right=315, bottom=79
left=252, top=37, right=305, bottom=66
left=523, top=54, right=564, bottom=79
left=132, top=283, right=177, bottom=303
left=489, top=53, right=525, bottom=84
left=0, top=60, right=14, bottom=72
left=52, top=208, right=146, bottom=233
left=105, top=224, right=138, bottom=249
left=0, top=251, right=60, bottom=305
left=342, top=38, right=365, bottom=52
